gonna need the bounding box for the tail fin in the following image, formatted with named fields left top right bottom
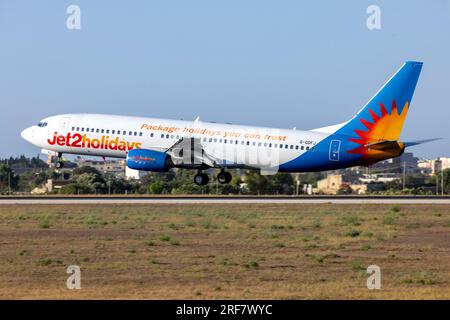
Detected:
left=334, top=61, right=423, bottom=142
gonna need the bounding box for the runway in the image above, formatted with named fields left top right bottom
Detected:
left=1, top=196, right=449, bottom=205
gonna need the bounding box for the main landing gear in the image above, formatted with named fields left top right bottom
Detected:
left=55, top=152, right=64, bottom=169
left=217, top=170, right=232, bottom=184
left=194, top=171, right=209, bottom=186
left=193, top=170, right=232, bottom=186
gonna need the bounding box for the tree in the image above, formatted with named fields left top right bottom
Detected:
left=59, top=166, right=106, bottom=194
left=243, top=171, right=294, bottom=195
left=298, top=172, right=325, bottom=188
left=430, top=168, right=450, bottom=194
left=0, top=164, right=18, bottom=194
left=147, top=181, right=165, bottom=194
left=1, top=155, right=48, bottom=169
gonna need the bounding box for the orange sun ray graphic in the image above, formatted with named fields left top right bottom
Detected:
left=347, top=100, right=409, bottom=156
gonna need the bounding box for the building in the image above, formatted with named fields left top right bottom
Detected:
left=358, top=173, right=399, bottom=184
left=390, top=152, right=419, bottom=174
left=74, top=157, right=126, bottom=177
left=431, top=157, right=450, bottom=174
left=315, top=174, right=367, bottom=195
left=31, top=179, right=72, bottom=194
left=125, top=166, right=145, bottom=180
left=417, top=159, right=433, bottom=175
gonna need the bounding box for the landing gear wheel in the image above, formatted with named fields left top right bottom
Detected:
left=55, top=153, right=64, bottom=169
left=194, top=173, right=209, bottom=186
left=217, top=171, right=232, bottom=184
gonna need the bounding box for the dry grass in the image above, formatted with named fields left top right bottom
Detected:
left=0, top=203, right=449, bottom=299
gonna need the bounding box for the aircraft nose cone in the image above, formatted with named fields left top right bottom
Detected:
left=21, top=127, right=34, bottom=142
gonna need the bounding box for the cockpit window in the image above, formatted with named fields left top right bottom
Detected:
left=37, top=122, right=48, bottom=127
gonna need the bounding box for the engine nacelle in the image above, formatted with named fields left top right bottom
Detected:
left=126, top=149, right=172, bottom=172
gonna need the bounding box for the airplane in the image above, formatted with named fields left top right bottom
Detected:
left=21, top=61, right=436, bottom=186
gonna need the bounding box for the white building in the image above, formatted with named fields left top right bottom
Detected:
left=432, top=157, right=450, bottom=174
left=125, top=166, right=144, bottom=180
left=417, top=159, right=433, bottom=175
left=74, top=157, right=125, bottom=177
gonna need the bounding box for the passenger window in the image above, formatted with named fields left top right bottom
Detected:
left=295, top=145, right=299, bottom=150
left=150, top=133, right=154, bottom=137
left=264, top=143, right=267, bottom=147
left=224, top=139, right=227, bottom=144
left=161, top=134, right=164, bottom=138
left=301, top=146, right=304, bottom=150
left=71, top=127, right=75, bottom=131
left=246, top=141, right=250, bottom=146
left=101, top=129, right=105, bottom=133
left=258, top=142, right=262, bottom=147
left=235, top=140, right=239, bottom=144
left=166, top=134, right=169, bottom=139
left=134, top=132, right=137, bottom=136
left=290, top=145, right=294, bottom=149
left=117, top=130, right=120, bottom=134
left=81, top=128, right=85, bottom=132
left=106, top=129, right=110, bottom=134
left=285, top=145, right=289, bottom=149
left=209, top=138, right=212, bottom=142
left=139, top=132, right=143, bottom=137
left=112, top=130, right=116, bottom=134
left=306, top=146, right=310, bottom=150
left=214, top=138, right=217, bottom=143
left=171, top=135, right=174, bottom=139
left=96, top=129, right=100, bottom=133
left=91, top=128, right=94, bottom=132
left=252, top=142, right=256, bottom=146
left=279, top=144, right=283, bottom=148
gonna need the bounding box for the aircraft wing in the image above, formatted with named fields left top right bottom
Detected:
left=165, top=136, right=217, bottom=168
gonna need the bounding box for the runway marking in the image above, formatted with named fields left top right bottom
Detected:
left=1, top=199, right=450, bottom=205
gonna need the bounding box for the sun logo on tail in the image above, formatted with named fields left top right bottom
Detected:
left=348, top=100, right=409, bottom=156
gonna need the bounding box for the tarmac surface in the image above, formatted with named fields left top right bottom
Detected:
left=1, top=196, right=449, bottom=205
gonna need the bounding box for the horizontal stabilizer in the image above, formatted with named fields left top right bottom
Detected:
left=365, top=140, right=404, bottom=151
left=404, top=138, right=441, bottom=147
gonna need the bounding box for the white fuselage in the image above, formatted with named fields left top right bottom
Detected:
left=21, top=113, right=330, bottom=170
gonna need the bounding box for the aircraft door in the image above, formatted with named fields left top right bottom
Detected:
left=58, top=117, right=70, bottom=134
left=46, top=117, right=72, bottom=153
left=329, top=140, right=341, bottom=161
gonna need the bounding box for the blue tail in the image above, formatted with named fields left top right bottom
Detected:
left=334, top=61, right=423, bottom=141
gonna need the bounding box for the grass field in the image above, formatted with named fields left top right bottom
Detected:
left=0, top=203, right=449, bottom=299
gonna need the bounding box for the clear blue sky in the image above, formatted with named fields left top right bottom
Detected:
left=0, top=0, right=449, bottom=159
